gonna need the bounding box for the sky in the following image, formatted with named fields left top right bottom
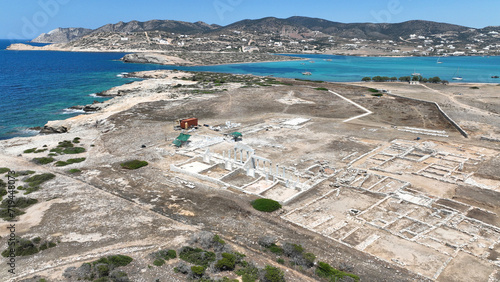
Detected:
left=2, top=0, right=500, bottom=39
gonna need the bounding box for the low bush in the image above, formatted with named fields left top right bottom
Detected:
left=191, top=265, right=206, bottom=277
left=32, top=157, right=55, bottom=165
left=261, top=265, right=285, bottom=282
left=1, top=236, right=57, bottom=258
left=55, top=158, right=86, bottom=167
left=0, top=167, right=10, bottom=174
left=236, top=263, right=259, bottom=282
left=23, top=148, right=47, bottom=154
left=63, top=147, right=86, bottom=154
left=68, top=169, right=82, bottom=174
left=10, top=170, right=35, bottom=177
left=120, top=160, right=148, bottom=170
left=50, top=148, right=64, bottom=154
left=251, top=198, right=282, bottom=212
left=179, top=246, right=216, bottom=267
left=25, top=173, right=56, bottom=187
left=57, top=140, right=74, bottom=148
left=215, top=253, right=237, bottom=271
left=368, top=88, right=379, bottom=93
left=268, top=244, right=284, bottom=255
left=371, top=93, right=383, bottom=97
left=314, top=87, right=329, bottom=91
left=153, top=258, right=165, bottom=266
left=0, top=197, right=38, bottom=209
left=0, top=207, right=25, bottom=221
left=0, top=188, right=6, bottom=201
left=316, top=261, right=359, bottom=281
left=107, top=255, right=133, bottom=267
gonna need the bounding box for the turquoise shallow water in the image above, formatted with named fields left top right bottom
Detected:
left=1, top=39, right=499, bottom=140
left=0, top=39, right=167, bottom=140
left=168, top=53, right=500, bottom=83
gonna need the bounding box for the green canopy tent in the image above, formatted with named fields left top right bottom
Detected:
left=173, top=133, right=191, bottom=147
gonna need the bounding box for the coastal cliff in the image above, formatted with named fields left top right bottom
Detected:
left=31, top=27, right=93, bottom=43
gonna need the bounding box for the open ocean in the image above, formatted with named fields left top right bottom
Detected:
left=1, top=39, right=499, bottom=140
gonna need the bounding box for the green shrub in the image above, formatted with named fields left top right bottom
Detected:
left=1, top=237, right=39, bottom=257
left=179, top=246, right=216, bottom=267
left=166, top=249, right=177, bottom=259
left=0, top=168, right=10, bottom=174
left=277, top=258, right=285, bottom=264
left=23, top=186, right=41, bottom=195
left=96, top=264, right=110, bottom=277
left=120, top=160, right=148, bottom=170
left=262, top=265, right=285, bottom=282
left=236, top=263, right=259, bottom=282
left=283, top=243, right=304, bottom=258
left=55, top=158, right=86, bottom=167
left=368, top=88, right=379, bottom=93
left=213, top=234, right=225, bottom=245
left=57, top=140, right=74, bottom=148
left=470, top=86, right=480, bottom=89
left=107, top=254, right=133, bottom=267
left=10, top=170, right=35, bottom=177
left=0, top=207, right=25, bottom=221
left=153, top=249, right=177, bottom=260
left=1, top=197, right=38, bottom=209
left=303, top=252, right=316, bottom=268
left=63, top=147, right=86, bottom=154
left=73, top=137, right=81, bottom=143
left=23, top=148, right=38, bottom=153
left=268, top=244, right=284, bottom=255
left=191, top=265, right=205, bottom=277
left=314, top=87, right=329, bottom=91
left=371, top=93, right=383, bottom=97
left=215, top=253, right=237, bottom=271
left=316, top=261, right=359, bottom=281
left=32, top=157, right=55, bottom=165
left=153, top=258, right=165, bottom=266
left=0, top=188, right=6, bottom=201
left=50, top=148, right=64, bottom=154
left=25, top=173, right=56, bottom=187
left=93, top=257, right=109, bottom=265
left=68, top=169, right=82, bottom=174
left=251, top=198, right=281, bottom=212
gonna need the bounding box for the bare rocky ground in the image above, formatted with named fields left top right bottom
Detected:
left=1, top=70, right=499, bottom=281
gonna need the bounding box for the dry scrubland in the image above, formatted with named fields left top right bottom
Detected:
left=0, top=70, right=499, bottom=281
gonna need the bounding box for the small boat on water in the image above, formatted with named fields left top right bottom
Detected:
left=437, top=57, right=443, bottom=64
left=302, top=72, right=312, bottom=76
left=452, top=67, right=463, bottom=80
left=412, top=69, right=421, bottom=76
left=492, top=76, right=499, bottom=78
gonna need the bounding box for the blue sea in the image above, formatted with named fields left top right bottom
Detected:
left=1, top=39, right=500, bottom=140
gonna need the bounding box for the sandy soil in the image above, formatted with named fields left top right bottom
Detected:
left=2, top=70, right=500, bottom=281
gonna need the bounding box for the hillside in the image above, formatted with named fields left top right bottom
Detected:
left=93, top=19, right=220, bottom=34
left=31, top=27, right=93, bottom=43
left=17, top=16, right=500, bottom=56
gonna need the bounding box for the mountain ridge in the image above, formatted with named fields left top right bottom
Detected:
left=32, top=16, right=478, bottom=43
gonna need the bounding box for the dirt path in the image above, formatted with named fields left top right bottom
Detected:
left=419, top=84, right=499, bottom=118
